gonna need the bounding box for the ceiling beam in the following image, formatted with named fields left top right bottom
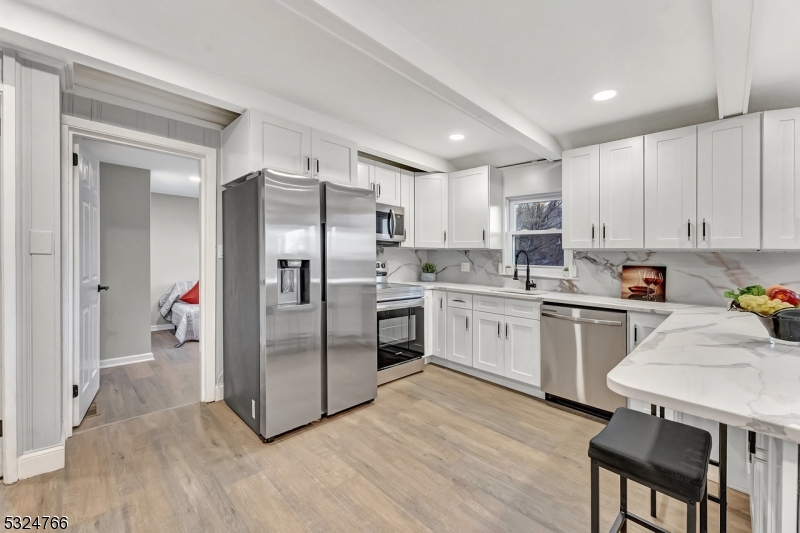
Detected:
left=277, top=0, right=563, bottom=161
left=710, top=0, right=760, bottom=118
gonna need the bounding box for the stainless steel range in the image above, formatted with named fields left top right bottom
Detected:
left=376, top=264, right=425, bottom=385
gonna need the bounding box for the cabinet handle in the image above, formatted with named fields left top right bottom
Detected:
left=452, top=299, right=465, bottom=303
left=687, top=219, right=691, bottom=240
left=591, top=224, right=595, bottom=240
left=306, top=156, right=310, bottom=173
left=378, top=183, right=381, bottom=197
left=439, top=298, right=443, bottom=309
left=466, top=316, right=469, bottom=331
left=634, top=325, right=638, bottom=343
left=404, top=229, right=407, bottom=238
left=316, top=158, right=320, bottom=175
left=702, top=218, right=706, bottom=240
left=482, top=229, right=486, bottom=242
left=497, top=322, right=501, bottom=337
left=602, top=223, right=606, bottom=240
left=505, top=323, right=508, bottom=338
left=444, top=230, right=447, bottom=243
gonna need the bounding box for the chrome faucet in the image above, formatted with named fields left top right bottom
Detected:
left=513, top=251, right=537, bottom=291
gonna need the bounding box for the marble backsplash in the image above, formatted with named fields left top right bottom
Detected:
left=378, top=247, right=800, bottom=307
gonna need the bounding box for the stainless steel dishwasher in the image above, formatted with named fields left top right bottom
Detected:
left=540, top=303, right=627, bottom=417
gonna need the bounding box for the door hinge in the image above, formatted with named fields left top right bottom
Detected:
left=72, top=153, right=78, bottom=167
left=73, top=384, right=79, bottom=398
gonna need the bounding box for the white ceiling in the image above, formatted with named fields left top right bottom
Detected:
left=13, top=0, right=800, bottom=165
left=83, top=139, right=200, bottom=198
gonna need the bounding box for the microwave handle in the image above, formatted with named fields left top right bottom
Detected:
left=389, top=208, right=395, bottom=239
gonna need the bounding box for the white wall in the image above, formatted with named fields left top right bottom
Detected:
left=150, top=193, right=200, bottom=327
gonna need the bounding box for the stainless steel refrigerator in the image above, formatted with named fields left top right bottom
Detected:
left=320, top=182, right=377, bottom=416
left=223, top=171, right=377, bottom=442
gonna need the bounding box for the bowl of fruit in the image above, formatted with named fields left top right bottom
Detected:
left=724, top=285, right=800, bottom=345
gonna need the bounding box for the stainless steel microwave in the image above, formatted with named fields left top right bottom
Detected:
left=376, top=203, right=405, bottom=244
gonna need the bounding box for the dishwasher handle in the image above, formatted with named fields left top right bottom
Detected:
left=541, top=311, right=622, bottom=327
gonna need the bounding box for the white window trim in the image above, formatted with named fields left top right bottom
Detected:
left=503, top=193, right=575, bottom=279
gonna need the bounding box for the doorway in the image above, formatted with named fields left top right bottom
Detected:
left=62, top=116, right=217, bottom=437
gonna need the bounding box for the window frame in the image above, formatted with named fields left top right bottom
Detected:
left=504, top=193, right=573, bottom=277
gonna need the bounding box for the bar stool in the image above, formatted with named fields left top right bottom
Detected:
left=589, top=408, right=713, bottom=533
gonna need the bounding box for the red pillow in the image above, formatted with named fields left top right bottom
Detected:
left=180, top=282, right=200, bottom=304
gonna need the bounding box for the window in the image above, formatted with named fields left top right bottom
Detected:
left=506, top=194, right=571, bottom=274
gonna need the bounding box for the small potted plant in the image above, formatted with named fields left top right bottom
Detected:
left=421, top=263, right=437, bottom=282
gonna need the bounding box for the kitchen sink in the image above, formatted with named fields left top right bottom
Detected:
left=489, top=288, right=543, bottom=296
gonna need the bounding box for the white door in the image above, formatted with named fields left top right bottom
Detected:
left=415, top=173, right=449, bottom=248
left=400, top=170, right=415, bottom=247
left=644, top=126, right=697, bottom=249
left=250, top=110, right=312, bottom=176
left=311, top=129, right=358, bottom=186
left=697, top=113, right=762, bottom=250
left=763, top=108, right=800, bottom=250
left=446, top=307, right=472, bottom=366
left=472, top=311, right=504, bottom=375
left=599, top=136, right=644, bottom=249
left=374, top=162, right=401, bottom=206
left=503, top=315, right=540, bottom=386
left=432, top=291, right=447, bottom=358
left=449, top=166, right=489, bottom=248
left=75, top=141, right=102, bottom=426
left=562, top=145, right=600, bottom=249
left=357, top=157, right=375, bottom=191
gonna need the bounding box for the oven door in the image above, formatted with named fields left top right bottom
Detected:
left=376, top=204, right=405, bottom=243
left=377, top=300, right=424, bottom=371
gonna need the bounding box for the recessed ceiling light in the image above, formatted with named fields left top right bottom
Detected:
left=592, top=90, right=617, bottom=101
left=189, top=176, right=201, bottom=182
left=449, top=133, right=465, bottom=141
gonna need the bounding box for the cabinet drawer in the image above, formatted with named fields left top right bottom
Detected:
left=504, top=299, right=541, bottom=320
left=447, top=293, right=472, bottom=309
left=473, top=295, right=505, bottom=315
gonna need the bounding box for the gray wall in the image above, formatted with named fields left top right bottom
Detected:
left=99, top=163, right=151, bottom=361
left=150, top=193, right=200, bottom=327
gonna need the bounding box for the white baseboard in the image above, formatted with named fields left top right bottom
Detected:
left=215, top=384, right=224, bottom=401
left=17, top=444, right=65, bottom=480
left=151, top=324, right=174, bottom=332
left=100, top=352, right=154, bottom=369
left=429, top=356, right=545, bottom=400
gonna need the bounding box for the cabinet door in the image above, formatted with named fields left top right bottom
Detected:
left=503, top=315, right=540, bottom=386
left=415, top=173, right=449, bottom=248
left=599, top=136, right=644, bottom=249
left=627, top=312, right=667, bottom=354
left=400, top=170, right=415, bottom=247
left=562, top=145, right=600, bottom=249
left=432, top=291, right=447, bottom=358
left=446, top=307, right=472, bottom=366
left=763, top=108, right=800, bottom=250
left=644, top=126, right=697, bottom=249
left=357, top=157, right=375, bottom=191
left=472, top=311, right=504, bottom=375
left=697, top=113, right=761, bottom=250
left=374, top=162, right=402, bottom=206
left=449, top=166, right=489, bottom=248
left=250, top=111, right=312, bottom=176
left=312, top=129, right=357, bottom=186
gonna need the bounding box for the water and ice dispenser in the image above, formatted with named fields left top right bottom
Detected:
left=278, top=260, right=310, bottom=306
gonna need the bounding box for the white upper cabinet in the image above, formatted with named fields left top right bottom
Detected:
left=562, top=145, right=600, bottom=249
left=697, top=113, right=761, bottom=250
left=400, top=170, right=415, bottom=247
left=599, top=136, right=644, bottom=249
left=644, top=126, right=697, bottom=249
left=357, top=157, right=375, bottom=191
left=415, top=173, right=449, bottom=248
left=374, top=162, right=402, bottom=206
left=448, top=166, right=503, bottom=249
left=763, top=108, right=800, bottom=250
left=221, top=109, right=358, bottom=186
left=472, top=311, right=504, bottom=375
left=311, top=129, right=358, bottom=186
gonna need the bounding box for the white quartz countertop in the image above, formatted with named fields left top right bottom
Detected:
left=407, top=281, right=695, bottom=314
left=607, top=306, right=800, bottom=443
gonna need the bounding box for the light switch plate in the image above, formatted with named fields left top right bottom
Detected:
left=30, top=230, right=53, bottom=255
left=461, top=262, right=470, bottom=272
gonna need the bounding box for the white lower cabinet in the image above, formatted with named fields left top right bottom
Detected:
left=431, top=290, right=447, bottom=358
left=446, top=307, right=472, bottom=366
left=503, top=315, right=541, bottom=387
left=626, top=312, right=668, bottom=414
left=472, top=311, right=504, bottom=375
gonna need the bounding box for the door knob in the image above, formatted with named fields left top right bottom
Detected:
left=98, top=284, right=109, bottom=292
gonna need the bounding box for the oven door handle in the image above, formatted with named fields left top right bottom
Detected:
left=377, top=297, right=425, bottom=312
left=541, top=311, right=622, bottom=327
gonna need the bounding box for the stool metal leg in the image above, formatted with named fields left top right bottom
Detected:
left=620, top=476, right=628, bottom=533
left=650, top=404, right=658, bottom=518
left=719, top=424, right=727, bottom=533
left=591, top=459, right=600, bottom=533
left=700, top=486, right=708, bottom=533
left=687, top=500, right=697, bottom=533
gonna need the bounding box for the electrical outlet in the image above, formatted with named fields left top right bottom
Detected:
left=461, top=262, right=470, bottom=272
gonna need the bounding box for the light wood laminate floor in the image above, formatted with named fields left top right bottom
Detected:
left=74, top=331, right=199, bottom=433
left=1, top=364, right=751, bottom=532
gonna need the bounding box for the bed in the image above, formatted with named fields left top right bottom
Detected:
left=158, top=281, right=200, bottom=347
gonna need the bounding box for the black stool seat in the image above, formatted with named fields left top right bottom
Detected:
left=589, top=408, right=712, bottom=502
